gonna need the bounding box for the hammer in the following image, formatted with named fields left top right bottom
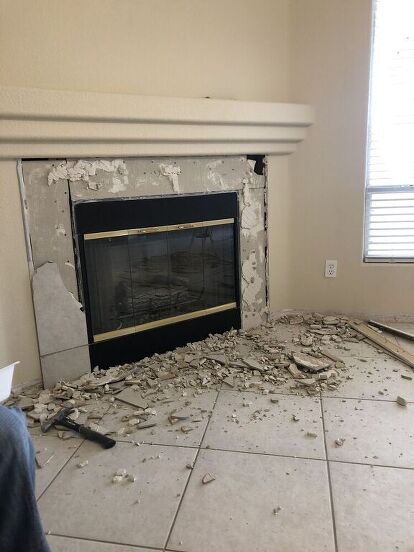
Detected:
left=41, top=407, right=116, bottom=449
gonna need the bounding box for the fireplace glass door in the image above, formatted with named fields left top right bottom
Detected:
left=83, top=220, right=236, bottom=341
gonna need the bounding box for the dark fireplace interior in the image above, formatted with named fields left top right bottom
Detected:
left=73, top=193, right=241, bottom=368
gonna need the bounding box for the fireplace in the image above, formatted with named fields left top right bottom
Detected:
left=21, top=155, right=269, bottom=386
left=73, top=192, right=241, bottom=368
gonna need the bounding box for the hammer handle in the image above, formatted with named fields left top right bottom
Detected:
left=78, top=426, right=116, bottom=449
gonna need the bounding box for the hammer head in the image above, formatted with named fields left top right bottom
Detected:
left=41, top=407, right=74, bottom=433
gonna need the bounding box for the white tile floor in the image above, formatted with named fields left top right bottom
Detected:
left=32, top=323, right=414, bottom=552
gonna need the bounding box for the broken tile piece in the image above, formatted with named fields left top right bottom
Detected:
left=202, top=472, right=216, bottom=484
left=115, top=388, right=148, bottom=409
left=396, top=396, right=407, bottom=407
left=292, top=352, right=331, bottom=373
left=35, top=449, right=55, bottom=469
left=286, top=363, right=304, bottom=379
left=32, top=262, right=88, bottom=357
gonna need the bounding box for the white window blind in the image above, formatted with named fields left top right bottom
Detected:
left=364, top=0, right=414, bottom=261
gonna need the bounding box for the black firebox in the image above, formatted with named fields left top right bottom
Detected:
left=73, top=193, right=241, bottom=368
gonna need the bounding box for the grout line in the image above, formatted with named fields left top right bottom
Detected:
left=320, top=396, right=339, bottom=552
left=321, top=394, right=414, bottom=404
left=47, top=532, right=164, bottom=550
left=163, top=444, right=414, bottom=472
left=36, top=438, right=85, bottom=502
left=199, top=446, right=327, bottom=463
left=328, top=458, right=414, bottom=471
left=163, top=388, right=220, bottom=551
left=113, top=439, right=199, bottom=450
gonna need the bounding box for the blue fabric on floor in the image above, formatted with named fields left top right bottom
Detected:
left=0, top=405, right=50, bottom=552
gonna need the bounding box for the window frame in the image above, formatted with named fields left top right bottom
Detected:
left=363, top=0, right=414, bottom=264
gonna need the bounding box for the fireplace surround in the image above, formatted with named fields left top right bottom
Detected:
left=22, top=155, right=269, bottom=385
left=2, top=86, right=313, bottom=386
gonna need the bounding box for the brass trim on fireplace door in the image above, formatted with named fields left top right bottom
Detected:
left=84, top=218, right=235, bottom=241
left=92, top=302, right=237, bottom=342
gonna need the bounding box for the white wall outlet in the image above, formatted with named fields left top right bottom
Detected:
left=325, top=260, right=337, bottom=278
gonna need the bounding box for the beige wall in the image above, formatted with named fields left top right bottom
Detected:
left=0, top=0, right=289, bottom=102
left=0, top=161, right=41, bottom=384
left=275, top=0, right=414, bottom=317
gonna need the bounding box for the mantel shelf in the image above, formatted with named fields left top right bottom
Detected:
left=0, top=86, right=314, bottom=158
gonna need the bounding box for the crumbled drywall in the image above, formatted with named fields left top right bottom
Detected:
left=47, top=159, right=128, bottom=187
left=69, top=157, right=250, bottom=201
left=240, top=183, right=267, bottom=329
left=241, top=179, right=263, bottom=238
left=159, top=163, right=181, bottom=192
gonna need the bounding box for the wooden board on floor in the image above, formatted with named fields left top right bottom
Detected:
left=349, top=320, right=414, bottom=370
left=368, top=319, right=414, bottom=342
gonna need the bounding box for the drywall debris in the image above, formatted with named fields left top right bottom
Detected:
left=287, top=363, right=304, bottom=379
left=48, top=160, right=128, bottom=186
left=243, top=357, right=265, bottom=372
left=323, top=316, right=339, bottom=326
left=112, top=474, right=124, bottom=484
left=335, top=438, right=345, bottom=447
left=15, top=312, right=366, bottom=446
left=68, top=408, right=80, bottom=421
left=136, top=422, right=157, bottom=430
left=168, top=414, right=189, bottom=425
left=292, top=352, right=331, bottom=373
left=115, top=388, right=148, bottom=409
left=202, top=473, right=216, bottom=484
left=300, top=334, right=313, bottom=347
left=35, top=449, right=55, bottom=469
left=77, top=460, right=88, bottom=469
left=159, top=163, right=181, bottom=193
left=396, top=396, right=407, bottom=407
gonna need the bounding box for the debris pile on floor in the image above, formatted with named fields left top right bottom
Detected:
left=4, top=313, right=390, bottom=440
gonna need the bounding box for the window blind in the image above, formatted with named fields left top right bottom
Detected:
left=364, top=0, right=414, bottom=261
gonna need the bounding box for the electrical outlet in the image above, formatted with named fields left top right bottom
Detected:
left=325, top=260, right=337, bottom=278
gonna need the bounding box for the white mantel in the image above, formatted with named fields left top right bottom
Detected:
left=0, top=86, right=314, bottom=159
